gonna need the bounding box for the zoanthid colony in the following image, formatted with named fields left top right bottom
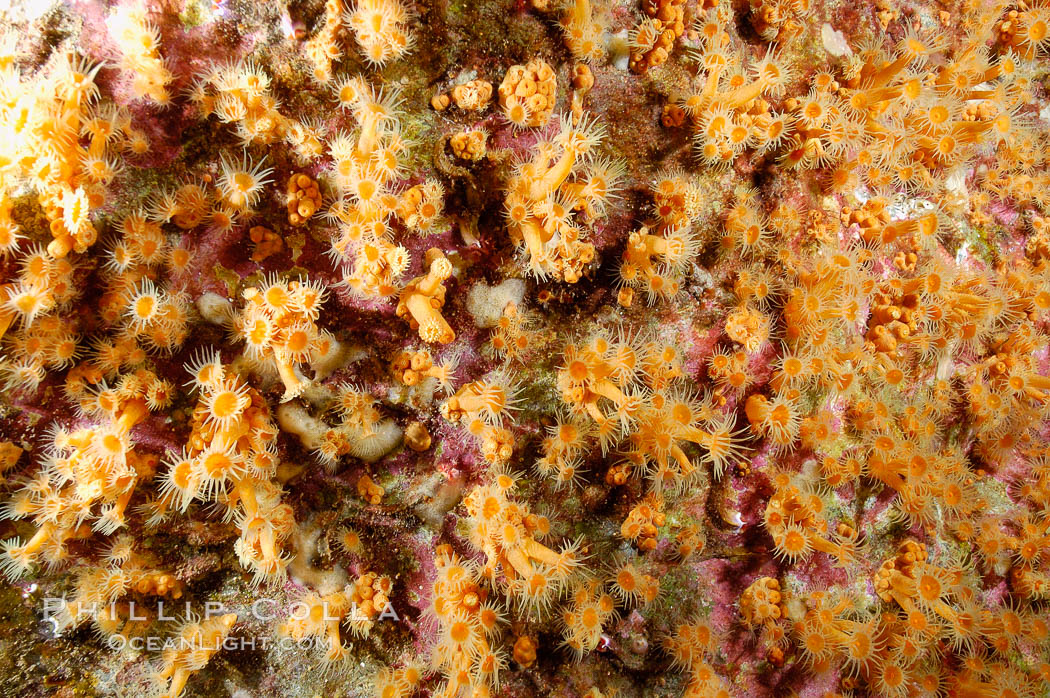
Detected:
left=0, top=0, right=1048, bottom=696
